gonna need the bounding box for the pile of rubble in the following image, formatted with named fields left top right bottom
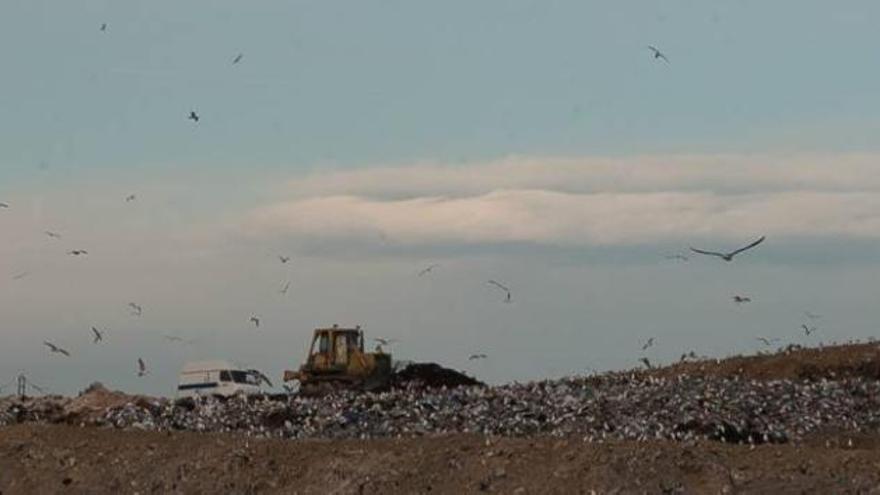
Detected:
left=4, top=373, right=880, bottom=444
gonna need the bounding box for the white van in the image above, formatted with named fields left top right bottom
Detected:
left=177, top=360, right=268, bottom=398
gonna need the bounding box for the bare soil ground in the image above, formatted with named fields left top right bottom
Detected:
left=3, top=424, right=880, bottom=494
left=3, top=343, right=880, bottom=494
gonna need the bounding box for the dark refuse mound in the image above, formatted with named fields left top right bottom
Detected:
left=391, top=363, right=483, bottom=389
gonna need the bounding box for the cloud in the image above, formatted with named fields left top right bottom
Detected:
left=245, top=153, right=880, bottom=247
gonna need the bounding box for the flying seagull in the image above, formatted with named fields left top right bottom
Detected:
left=641, top=338, right=655, bottom=351
left=45, top=231, right=62, bottom=239
left=804, top=311, right=822, bottom=320
left=488, top=280, right=512, bottom=303
left=664, top=254, right=689, bottom=262
left=733, top=295, right=752, bottom=304
left=12, top=271, right=30, bottom=280
left=137, top=358, right=147, bottom=377
left=128, top=302, right=143, bottom=317
left=756, top=337, right=780, bottom=346
left=373, top=337, right=397, bottom=346
left=68, top=250, right=88, bottom=256
left=279, top=255, right=290, bottom=264
left=91, top=326, right=104, bottom=343
left=690, top=236, right=766, bottom=262
left=801, top=324, right=817, bottom=336
left=44, top=341, right=70, bottom=356
left=648, top=45, right=669, bottom=63
left=125, top=194, right=136, bottom=202
left=248, top=369, right=273, bottom=388
left=232, top=53, right=244, bottom=64
left=469, top=353, right=488, bottom=360
left=188, top=110, right=200, bottom=122
left=0, top=202, right=8, bottom=208
left=639, top=357, right=653, bottom=369
left=279, top=281, right=290, bottom=295
left=249, top=315, right=260, bottom=328
left=100, top=23, right=107, bottom=32
left=418, top=264, right=439, bottom=276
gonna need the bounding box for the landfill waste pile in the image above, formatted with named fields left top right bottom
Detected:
left=3, top=370, right=880, bottom=444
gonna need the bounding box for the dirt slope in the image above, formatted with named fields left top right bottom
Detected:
left=2, top=424, right=880, bottom=494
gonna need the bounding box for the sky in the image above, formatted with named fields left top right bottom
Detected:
left=2, top=1, right=880, bottom=396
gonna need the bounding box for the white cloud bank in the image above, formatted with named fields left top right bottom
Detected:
left=245, top=154, right=880, bottom=246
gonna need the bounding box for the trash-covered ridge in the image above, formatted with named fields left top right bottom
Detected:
left=3, top=371, right=880, bottom=445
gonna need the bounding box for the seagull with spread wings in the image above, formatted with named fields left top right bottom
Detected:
left=279, top=255, right=290, bottom=264
left=733, top=295, right=752, bottom=304
left=690, top=236, right=766, bottom=262
left=250, top=315, right=261, bottom=328
left=641, top=338, right=655, bottom=351
left=488, top=280, right=512, bottom=303
left=188, top=110, right=200, bottom=122
left=648, top=45, right=669, bottom=63
left=756, top=336, right=780, bottom=346
left=91, top=326, right=104, bottom=343
left=125, top=194, right=137, bottom=202
left=68, top=250, right=88, bottom=256
left=128, top=302, right=143, bottom=316
left=801, top=324, right=818, bottom=336
left=137, top=358, right=148, bottom=377
left=232, top=53, right=244, bottom=64
left=280, top=281, right=290, bottom=295
left=373, top=337, right=397, bottom=346
left=418, top=264, right=439, bottom=276
left=469, top=353, right=488, bottom=360
left=0, top=202, right=9, bottom=208
left=44, top=341, right=70, bottom=356
left=45, top=231, right=62, bottom=239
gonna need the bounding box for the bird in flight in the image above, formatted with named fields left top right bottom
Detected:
left=12, top=271, right=30, bottom=280
left=488, top=280, right=512, bottom=303
left=91, top=326, right=104, bottom=343
left=664, top=254, right=689, bottom=262
left=801, top=324, right=817, bottom=336
left=639, top=357, right=653, bottom=369
left=68, top=250, right=88, bottom=256
left=641, top=338, right=655, bottom=351
left=128, top=302, right=143, bottom=317
left=804, top=311, right=822, bottom=320
left=418, top=264, right=439, bottom=276
left=248, top=369, right=273, bottom=388
left=0, top=202, right=8, bottom=208
left=648, top=45, right=669, bottom=63
left=44, top=341, right=70, bottom=356
left=188, top=111, right=200, bottom=122
left=756, top=337, right=780, bottom=346
left=232, top=53, right=244, bottom=64
left=279, top=255, right=291, bottom=264
left=733, top=295, right=752, bottom=304
left=100, top=23, right=107, bottom=32
left=469, top=353, right=487, bottom=360
left=137, top=358, right=148, bottom=377
left=690, top=236, right=766, bottom=262
left=125, top=194, right=136, bottom=202
left=249, top=315, right=261, bottom=328
left=280, top=281, right=290, bottom=295
left=373, top=337, right=397, bottom=346
left=45, top=231, right=62, bottom=239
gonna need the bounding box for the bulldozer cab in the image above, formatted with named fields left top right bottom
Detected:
left=307, top=326, right=363, bottom=371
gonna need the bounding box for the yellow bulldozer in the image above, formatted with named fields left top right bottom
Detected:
left=283, top=325, right=393, bottom=394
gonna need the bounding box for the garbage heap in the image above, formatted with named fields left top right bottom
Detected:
left=4, top=373, right=880, bottom=444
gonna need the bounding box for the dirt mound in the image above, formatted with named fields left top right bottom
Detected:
left=640, top=342, right=880, bottom=382
left=390, top=363, right=483, bottom=389
left=3, top=424, right=880, bottom=494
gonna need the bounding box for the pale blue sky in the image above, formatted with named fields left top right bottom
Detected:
left=2, top=2, right=880, bottom=396
left=2, top=0, right=880, bottom=182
